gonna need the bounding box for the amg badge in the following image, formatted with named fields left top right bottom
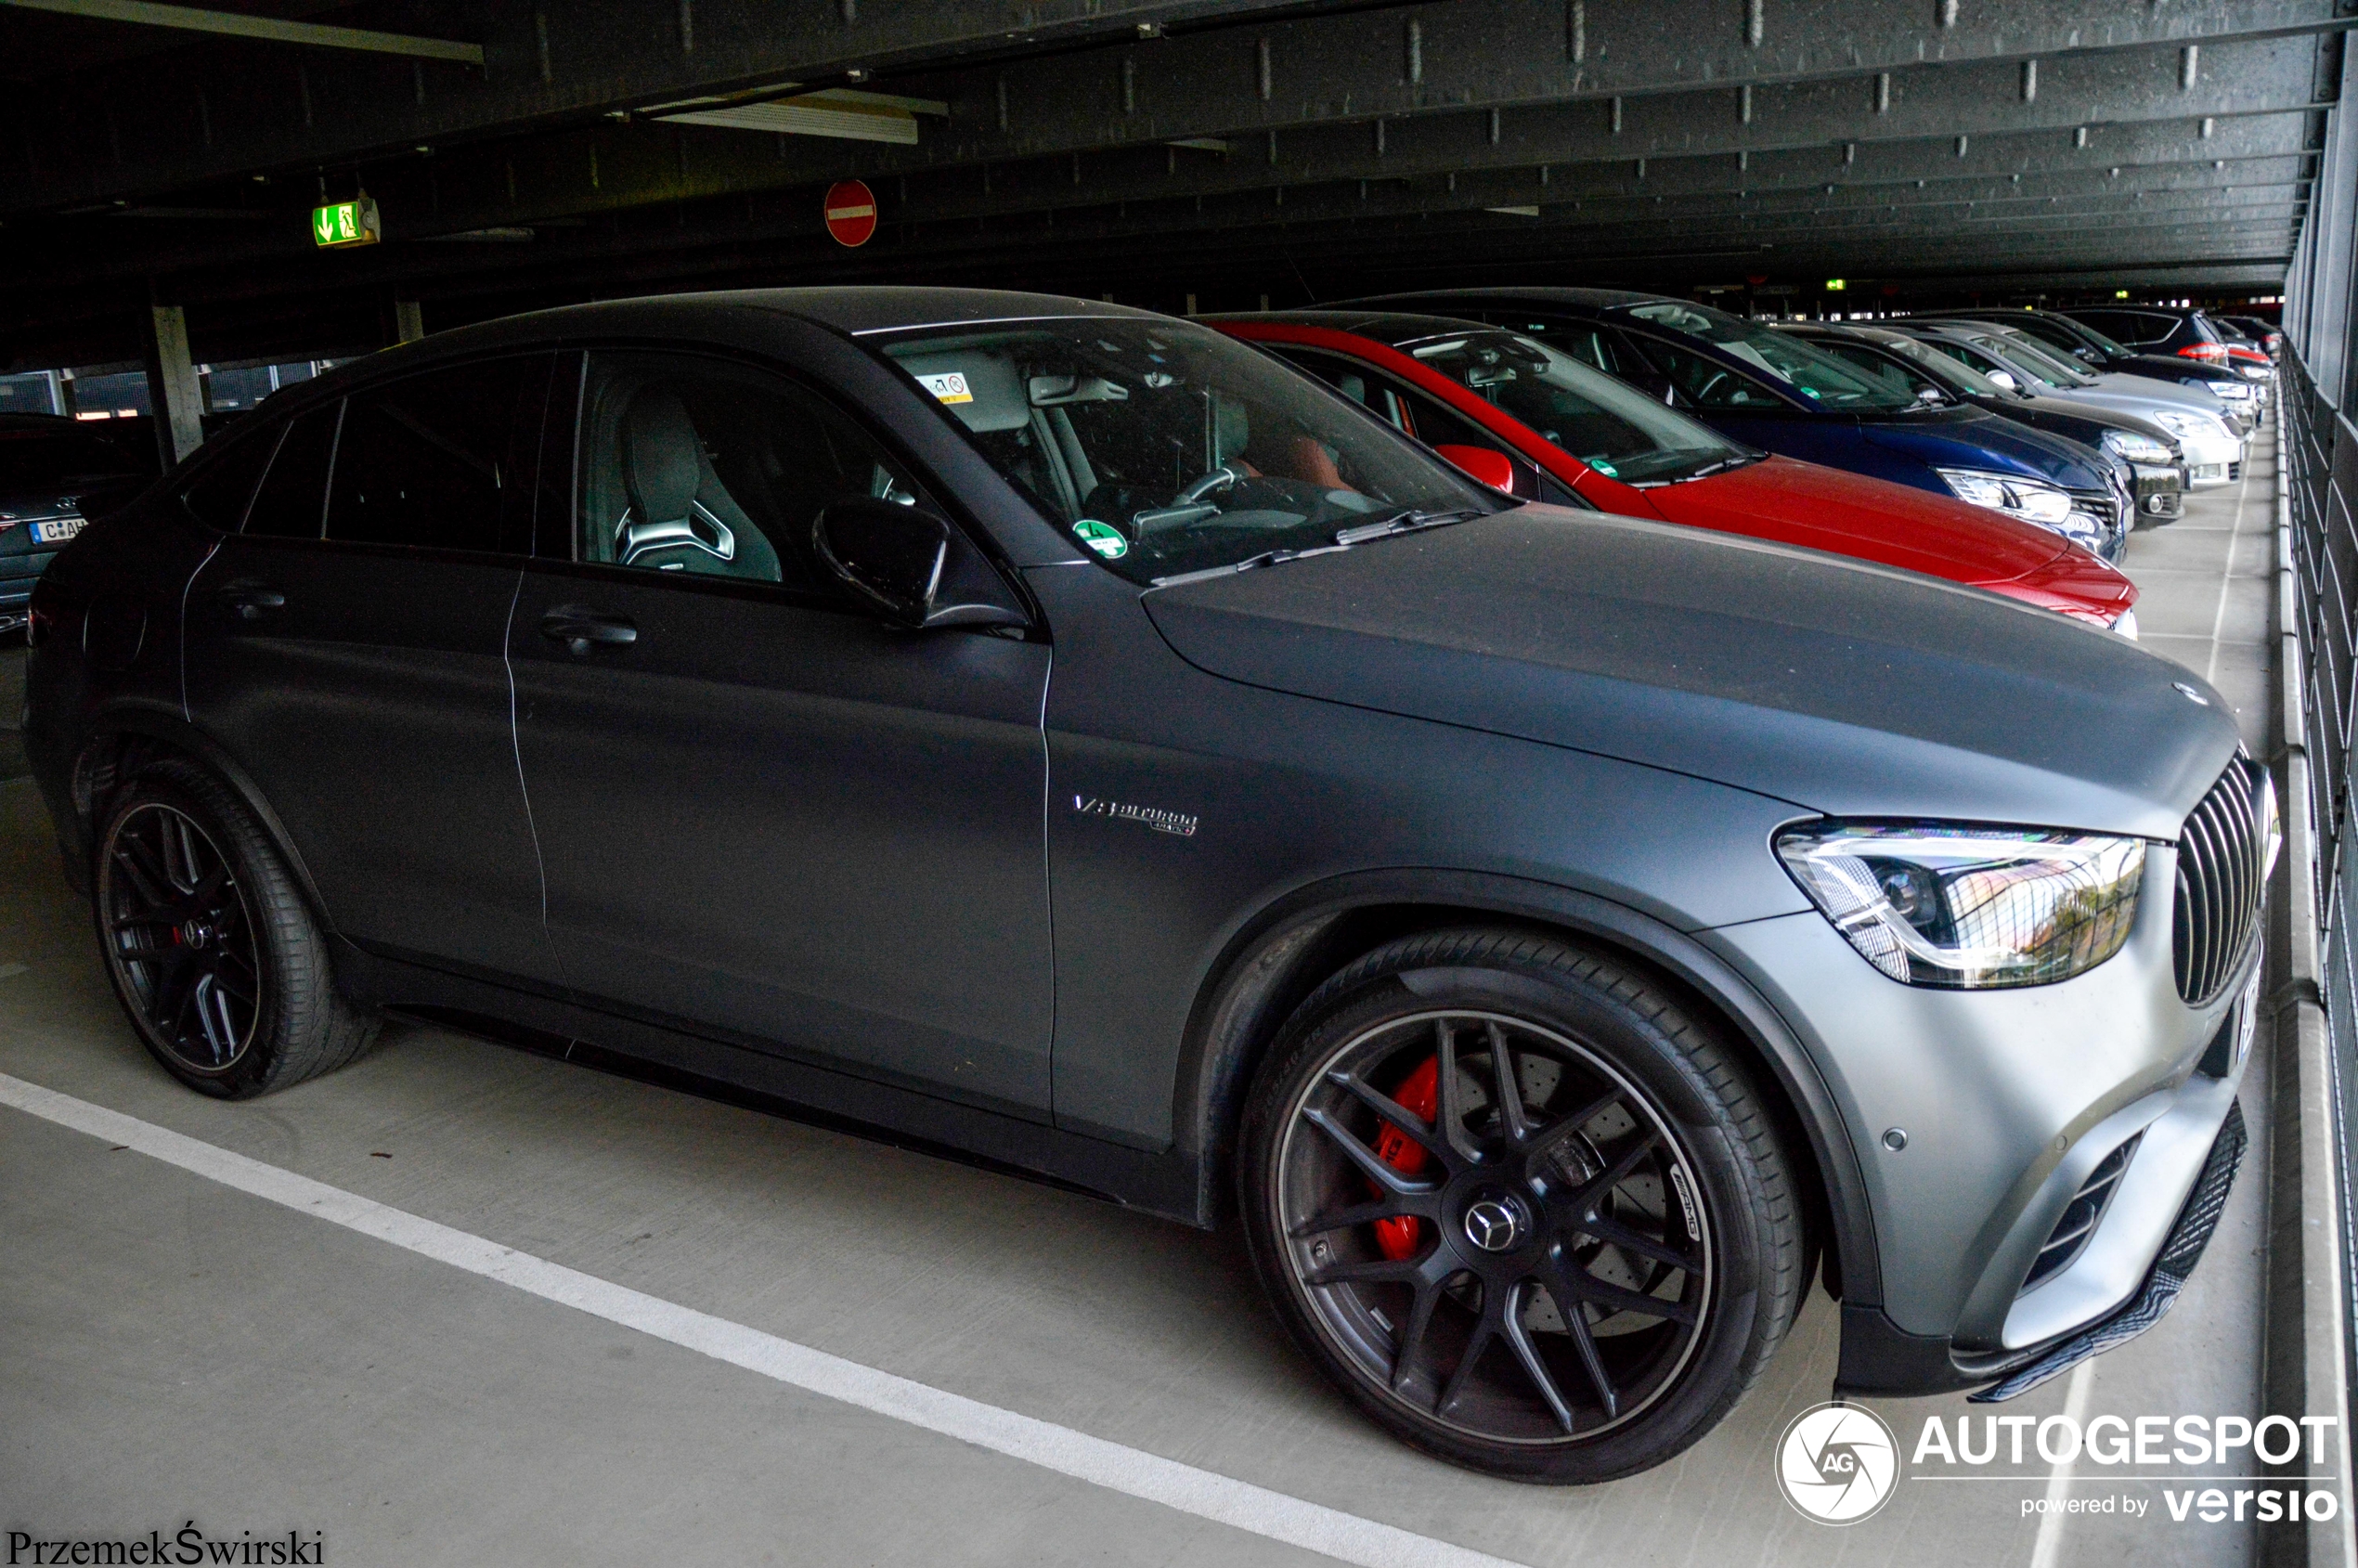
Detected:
left=1072, top=795, right=1198, bottom=837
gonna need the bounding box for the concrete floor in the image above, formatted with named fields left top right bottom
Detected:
left=0, top=430, right=2278, bottom=1566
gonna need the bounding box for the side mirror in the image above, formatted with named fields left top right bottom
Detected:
left=1433, top=444, right=1517, bottom=491
left=1985, top=369, right=2018, bottom=391
left=814, top=498, right=1030, bottom=632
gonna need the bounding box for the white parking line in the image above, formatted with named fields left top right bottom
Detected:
left=2026, top=1359, right=2096, bottom=1568
left=0, top=1069, right=1526, bottom=1568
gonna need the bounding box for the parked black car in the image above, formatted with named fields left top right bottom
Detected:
left=2061, top=305, right=2235, bottom=368
left=2216, top=316, right=2283, bottom=358
left=1920, top=308, right=2264, bottom=430
left=24, top=289, right=2262, bottom=1484
left=0, top=414, right=149, bottom=635
left=1779, top=321, right=2184, bottom=525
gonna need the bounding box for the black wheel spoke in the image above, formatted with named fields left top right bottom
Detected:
left=1486, top=1021, right=1535, bottom=1144
left=1565, top=1128, right=1663, bottom=1217
left=1500, top=1283, right=1579, bottom=1435
left=1328, top=1067, right=1453, bottom=1169
left=1542, top=1265, right=1623, bottom=1419
left=1525, top=1086, right=1625, bottom=1166
left=110, top=839, right=175, bottom=915
left=1390, top=1279, right=1445, bottom=1393
left=1570, top=1210, right=1702, bottom=1274
left=1548, top=1262, right=1698, bottom=1327
left=1303, top=1255, right=1424, bottom=1289
left=1288, top=1192, right=1428, bottom=1238
left=1436, top=1309, right=1497, bottom=1419
left=1302, top=1107, right=1439, bottom=1197
left=1432, top=1019, right=1482, bottom=1165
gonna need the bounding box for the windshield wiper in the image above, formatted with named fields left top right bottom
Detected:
left=1673, top=451, right=1766, bottom=482
left=1148, top=543, right=1350, bottom=588
left=1331, top=507, right=1483, bottom=546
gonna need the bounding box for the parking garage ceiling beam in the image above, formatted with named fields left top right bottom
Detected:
left=3, top=0, right=2346, bottom=217
left=0, top=0, right=484, bottom=62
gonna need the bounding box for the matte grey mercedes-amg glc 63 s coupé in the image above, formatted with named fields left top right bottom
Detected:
left=22, top=289, right=2270, bottom=1483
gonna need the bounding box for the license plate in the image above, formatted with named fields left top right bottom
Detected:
left=30, top=518, right=82, bottom=544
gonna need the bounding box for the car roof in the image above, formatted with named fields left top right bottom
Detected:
left=1347, top=286, right=1669, bottom=314
left=1206, top=308, right=1516, bottom=348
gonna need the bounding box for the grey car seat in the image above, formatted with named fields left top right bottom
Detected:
left=615, top=387, right=782, bottom=580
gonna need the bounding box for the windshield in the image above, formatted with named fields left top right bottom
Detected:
left=0, top=427, right=142, bottom=491
left=1867, top=332, right=2013, bottom=397
left=1401, top=330, right=1746, bottom=483
left=1989, top=331, right=2096, bottom=387
left=1621, top=301, right=1924, bottom=410
left=875, top=317, right=1500, bottom=585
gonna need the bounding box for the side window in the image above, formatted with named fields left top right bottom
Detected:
left=325, top=358, right=538, bottom=553
left=1628, top=337, right=1780, bottom=409
left=242, top=403, right=340, bottom=539
left=1936, top=341, right=2008, bottom=378
left=177, top=425, right=281, bottom=532
left=1270, top=348, right=1419, bottom=434
left=577, top=352, right=927, bottom=599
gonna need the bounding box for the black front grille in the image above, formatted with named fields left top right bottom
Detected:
left=2173, top=759, right=2270, bottom=1005
left=2021, top=1132, right=2143, bottom=1294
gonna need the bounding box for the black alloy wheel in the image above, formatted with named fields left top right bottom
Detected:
left=95, top=761, right=378, bottom=1097
left=101, top=800, right=261, bottom=1074
left=1240, top=928, right=1803, bottom=1483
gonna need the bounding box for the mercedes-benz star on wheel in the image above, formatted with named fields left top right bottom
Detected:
left=24, top=288, right=2269, bottom=1484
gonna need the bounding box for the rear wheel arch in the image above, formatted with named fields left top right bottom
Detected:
left=69, top=713, right=336, bottom=938
left=1176, top=870, right=1878, bottom=1307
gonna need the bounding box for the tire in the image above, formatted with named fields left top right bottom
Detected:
left=92, top=759, right=378, bottom=1098
left=1237, top=927, right=1803, bottom=1483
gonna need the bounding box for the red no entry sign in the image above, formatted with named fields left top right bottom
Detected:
left=823, top=180, right=879, bottom=248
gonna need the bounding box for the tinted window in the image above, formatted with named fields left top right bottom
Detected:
left=243, top=404, right=339, bottom=538
left=577, top=352, right=926, bottom=598
left=178, top=427, right=280, bottom=531
left=1808, top=340, right=1949, bottom=403
left=325, top=358, right=534, bottom=552
left=1623, top=301, right=1919, bottom=410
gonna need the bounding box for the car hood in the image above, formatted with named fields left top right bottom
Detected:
left=2084, top=374, right=2233, bottom=416
left=1859, top=410, right=2109, bottom=489
left=1641, top=457, right=2083, bottom=590
left=1142, top=506, right=2230, bottom=840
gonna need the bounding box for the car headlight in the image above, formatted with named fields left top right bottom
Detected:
left=2150, top=405, right=2216, bottom=443
left=1936, top=467, right=2074, bottom=525
left=2111, top=608, right=2139, bottom=641
left=2100, top=429, right=2174, bottom=465
left=1774, top=823, right=2146, bottom=988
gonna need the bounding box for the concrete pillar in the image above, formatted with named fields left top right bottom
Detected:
left=395, top=299, right=425, bottom=343
left=142, top=303, right=205, bottom=468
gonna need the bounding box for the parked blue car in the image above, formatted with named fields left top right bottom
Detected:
left=1356, top=288, right=2132, bottom=562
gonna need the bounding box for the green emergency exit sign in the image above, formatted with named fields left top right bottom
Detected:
left=312, top=197, right=382, bottom=248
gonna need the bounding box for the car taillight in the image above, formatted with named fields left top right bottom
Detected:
left=2176, top=343, right=2226, bottom=362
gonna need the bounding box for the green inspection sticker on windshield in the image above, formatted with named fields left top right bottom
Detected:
left=1072, top=519, right=1129, bottom=560
left=1588, top=460, right=1619, bottom=477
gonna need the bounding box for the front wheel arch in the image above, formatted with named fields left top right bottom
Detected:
left=1174, top=870, right=1877, bottom=1309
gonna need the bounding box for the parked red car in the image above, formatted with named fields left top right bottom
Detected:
left=1211, top=311, right=2140, bottom=632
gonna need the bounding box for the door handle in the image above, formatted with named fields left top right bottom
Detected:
left=540, top=605, right=638, bottom=655
left=217, top=580, right=286, bottom=621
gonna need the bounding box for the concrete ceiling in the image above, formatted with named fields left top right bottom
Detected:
left=0, top=0, right=2345, bottom=366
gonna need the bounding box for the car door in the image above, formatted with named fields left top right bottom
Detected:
left=506, top=349, right=1056, bottom=1118
left=182, top=355, right=558, bottom=982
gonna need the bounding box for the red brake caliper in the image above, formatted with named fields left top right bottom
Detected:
left=1371, top=1056, right=1439, bottom=1260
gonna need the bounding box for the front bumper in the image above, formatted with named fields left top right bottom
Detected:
left=2130, top=463, right=2184, bottom=521
left=1701, top=834, right=2254, bottom=1393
